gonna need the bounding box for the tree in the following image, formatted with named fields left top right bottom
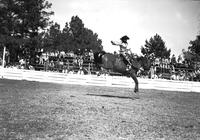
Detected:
left=182, top=35, right=200, bottom=70
left=43, top=22, right=62, bottom=53
left=137, top=56, right=151, bottom=71
left=81, top=28, right=102, bottom=52
left=43, top=22, right=73, bottom=53
left=0, top=0, right=53, bottom=64
left=141, top=34, right=171, bottom=61
left=0, top=0, right=22, bottom=62
left=60, top=22, right=73, bottom=52
left=188, top=35, right=200, bottom=60
left=18, top=0, right=53, bottom=64
left=69, top=15, right=103, bottom=53
left=42, top=16, right=103, bottom=55
left=70, top=16, right=84, bottom=39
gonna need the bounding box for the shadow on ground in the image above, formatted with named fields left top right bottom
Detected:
left=86, top=93, right=138, bottom=100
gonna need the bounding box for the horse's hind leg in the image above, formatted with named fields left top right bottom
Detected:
left=129, top=70, right=138, bottom=92
left=129, top=69, right=139, bottom=99
left=132, top=75, right=139, bottom=93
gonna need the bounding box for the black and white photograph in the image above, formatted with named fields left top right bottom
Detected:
left=0, top=0, right=200, bottom=139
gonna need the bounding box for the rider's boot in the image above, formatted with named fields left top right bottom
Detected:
left=125, top=57, right=132, bottom=71
left=126, top=64, right=132, bottom=71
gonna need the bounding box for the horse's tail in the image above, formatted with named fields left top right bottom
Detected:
left=93, top=51, right=106, bottom=64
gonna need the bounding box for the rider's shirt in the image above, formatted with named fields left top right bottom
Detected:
left=119, top=43, right=128, bottom=55
left=112, top=41, right=128, bottom=55
left=111, top=40, right=132, bottom=67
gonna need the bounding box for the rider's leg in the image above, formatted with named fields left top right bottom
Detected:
left=122, top=54, right=132, bottom=71
left=119, top=53, right=131, bottom=71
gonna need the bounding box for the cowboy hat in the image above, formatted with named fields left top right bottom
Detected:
left=120, top=35, right=130, bottom=43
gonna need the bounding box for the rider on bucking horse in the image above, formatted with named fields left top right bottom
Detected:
left=111, top=35, right=132, bottom=71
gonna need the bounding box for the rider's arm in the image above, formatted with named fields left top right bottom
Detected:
left=111, top=41, right=120, bottom=46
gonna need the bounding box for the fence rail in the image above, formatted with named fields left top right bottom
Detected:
left=0, top=67, right=200, bottom=93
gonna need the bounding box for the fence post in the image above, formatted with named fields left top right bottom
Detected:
left=2, top=46, right=6, bottom=68
left=88, top=63, right=91, bottom=75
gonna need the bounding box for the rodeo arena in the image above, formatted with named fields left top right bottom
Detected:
left=0, top=48, right=200, bottom=92
left=1, top=47, right=200, bottom=139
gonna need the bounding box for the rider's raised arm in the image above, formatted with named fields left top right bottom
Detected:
left=112, top=40, right=121, bottom=45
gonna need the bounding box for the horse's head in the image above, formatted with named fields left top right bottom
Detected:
left=93, top=51, right=106, bottom=64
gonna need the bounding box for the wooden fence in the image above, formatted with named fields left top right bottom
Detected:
left=0, top=67, right=200, bottom=93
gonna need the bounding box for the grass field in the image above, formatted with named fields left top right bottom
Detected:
left=0, top=79, right=200, bottom=140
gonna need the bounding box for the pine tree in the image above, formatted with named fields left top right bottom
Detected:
left=141, top=34, right=171, bottom=60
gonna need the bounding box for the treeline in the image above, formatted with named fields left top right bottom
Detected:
left=43, top=16, right=103, bottom=54
left=0, top=0, right=200, bottom=70
left=141, top=33, right=200, bottom=70
left=0, top=0, right=102, bottom=65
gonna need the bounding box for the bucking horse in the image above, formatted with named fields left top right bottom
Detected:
left=94, top=51, right=141, bottom=94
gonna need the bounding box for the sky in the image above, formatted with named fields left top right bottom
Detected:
left=48, top=0, right=200, bottom=57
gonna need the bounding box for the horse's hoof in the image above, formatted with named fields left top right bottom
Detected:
left=134, top=89, right=139, bottom=93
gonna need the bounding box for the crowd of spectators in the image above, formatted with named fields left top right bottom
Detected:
left=146, top=56, right=200, bottom=81
left=1, top=51, right=200, bottom=82
left=4, top=49, right=95, bottom=75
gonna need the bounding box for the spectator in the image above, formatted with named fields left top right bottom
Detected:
left=171, top=54, right=176, bottom=65
left=77, top=66, right=84, bottom=75
left=150, top=66, right=154, bottom=79
left=58, top=59, right=64, bottom=72
left=177, top=54, right=184, bottom=64
left=44, top=58, right=49, bottom=71
left=68, top=51, right=75, bottom=57
left=89, top=49, right=94, bottom=61
left=170, top=71, right=176, bottom=80
left=29, top=65, right=35, bottom=70
left=154, top=58, right=160, bottom=66
left=63, top=60, right=69, bottom=73
left=49, top=60, right=55, bottom=71
left=77, top=56, right=83, bottom=67
left=39, top=55, right=44, bottom=64
left=19, top=58, right=25, bottom=65
left=19, top=58, right=26, bottom=69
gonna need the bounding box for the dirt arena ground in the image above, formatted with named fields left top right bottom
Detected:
left=0, top=79, right=200, bottom=140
